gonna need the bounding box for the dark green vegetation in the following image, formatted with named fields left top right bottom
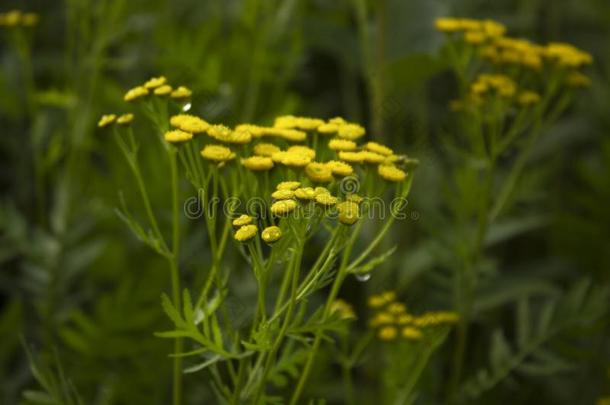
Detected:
left=1, top=0, right=609, bottom=404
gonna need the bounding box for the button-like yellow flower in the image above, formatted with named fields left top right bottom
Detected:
left=464, top=30, right=486, bottom=45
left=315, top=193, right=338, bottom=206
left=346, top=194, right=364, bottom=204
left=337, top=201, right=360, bottom=225
left=170, top=86, right=192, bottom=99
left=287, top=145, right=316, bottom=159
left=365, top=142, right=393, bottom=156
left=326, top=160, right=354, bottom=177
left=401, top=327, right=423, bottom=340
left=369, top=312, right=394, bottom=327
left=253, top=143, right=281, bottom=157
left=261, top=226, right=282, bottom=244
left=236, top=124, right=268, bottom=138
left=124, top=86, right=149, bottom=102
left=435, top=17, right=461, bottom=33
left=170, top=114, right=210, bottom=134
left=242, top=156, right=274, bottom=171
left=368, top=294, right=387, bottom=308
left=338, top=151, right=365, bottom=163
left=201, top=145, right=236, bottom=162
left=378, top=164, right=407, bottom=182
left=329, top=138, right=357, bottom=151
left=270, top=199, right=297, bottom=215
left=294, top=187, right=316, bottom=200
left=232, top=214, right=253, bottom=228
left=387, top=302, right=407, bottom=314
left=361, top=151, right=386, bottom=164
left=314, top=186, right=330, bottom=196
left=98, top=114, right=116, bottom=128
left=208, top=124, right=251, bottom=144
left=271, top=189, right=295, bottom=200
left=276, top=181, right=301, bottom=191
left=378, top=326, right=398, bottom=341
left=143, top=76, right=167, bottom=89
left=116, top=113, right=134, bottom=125
left=337, top=123, right=366, bottom=140
left=518, top=91, right=541, bottom=106
left=265, top=128, right=307, bottom=142
left=272, top=151, right=312, bottom=167
left=154, top=84, right=173, bottom=96
left=330, top=299, right=356, bottom=320
left=164, top=129, right=193, bottom=144
left=317, top=122, right=340, bottom=135
left=234, top=224, right=258, bottom=242
left=306, top=162, right=333, bottom=183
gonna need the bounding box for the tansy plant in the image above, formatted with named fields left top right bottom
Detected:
left=434, top=17, right=594, bottom=398
left=99, top=75, right=418, bottom=403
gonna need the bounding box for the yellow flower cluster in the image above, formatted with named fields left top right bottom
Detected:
left=0, top=10, right=39, bottom=27
left=123, top=76, right=192, bottom=102
left=436, top=17, right=593, bottom=73
left=232, top=214, right=283, bottom=245
left=471, top=74, right=516, bottom=98
left=368, top=291, right=458, bottom=341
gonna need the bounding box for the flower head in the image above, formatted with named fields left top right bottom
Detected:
left=207, top=125, right=251, bottom=144
left=337, top=123, right=366, bottom=140
left=378, top=164, right=407, bottom=182
left=337, top=201, right=360, bottom=225
left=306, top=162, right=333, bottom=183
left=98, top=114, right=116, bottom=128
left=154, top=84, right=173, bottom=96
left=294, top=187, right=316, bottom=200
left=143, top=76, right=167, bottom=89
left=170, top=86, right=192, bottom=99
left=117, top=113, right=134, bottom=125
left=401, top=327, right=423, bottom=340
left=165, top=129, right=193, bottom=144
left=272, top=189, right=295, bottom=200
left=315, top=192, right=338, bottom=206
left=124, top=86, right=149, bottom=102
left=242, top=156, right=274, bottom=171
left=330, top=299, right=356, bottom=320
left=276, top=181, right=301, bottom=190
left=253, top=143, right=281, bottom=157
left=201, top=145, right=236, bottom=162
left=326, top=160, right=354, bottom=177
left=365, top=142, right=393, bottom=156
left=261, top=226, right=282, bottom=244
left=234, top=224, right=258, bottom=242
left=378, top=326, right=398, bottom=341
left=271, top=199, right=297, bottom=216
left=329, top=138, right=357, bottom=151
left=170, top=114, right=210, bottom=134
left=232, top=214, right=253, bottom=228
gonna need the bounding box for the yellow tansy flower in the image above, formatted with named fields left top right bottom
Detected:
left=365, top=142, right=393, bottom=156
left=154, top=84, right=172, bottom=96
left=276, top=181, right=301, bottom=191
left=117, top=113, right=134, bottom=125
left=402, top=327, right=423, bottom=340
left=326, top=160, right=354, bottom=177
left=330, top=299, right=356, bottom=320
left=329, top=138, right=357, bottom=151
left=242, top=156, right=274, bottom=171
left=234, top=224, right=258, bottom=242
left=98, top=114, right=116, bottom=128
left=261, top=226, right=282, bottom=244
left=294, top=187, right=316, bottom=200
left=378, top=164, right=407, bottom=182
left=338, top=151, right=365, bottom=163
left=124, top=86, right=149, bottom=102
left=143, top=76, right=167, bottom=89
left=337, top=201, right=360, bottom=225
left=361, top=151, right=386, bottom=164
left=315, top=193, right=338, bottom=206
left=271, top=189, right=295, bottom=200
left=164, top=129, right=193, bottom=144
left=306, top=162, right=333, bottom=183
left=201, top=145, right=236, bottom=162
left=170, top=86, right=192, bottom=99
left=253, top=143, right=281, bottom=157
left=378, top=326, right=398, bottom=341
left=287, top=145, right=316, bottom=159
left=170, top=114, right=210, bottom=134
left=232, top=214, right=253, bottom=228
left=337, top=123, right=366, bottom=140
left=270, top=199, right=298, bottom=216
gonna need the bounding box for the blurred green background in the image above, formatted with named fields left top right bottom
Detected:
left=1, top=0, right=609, bottom=404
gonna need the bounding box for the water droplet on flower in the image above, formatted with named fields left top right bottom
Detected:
left=355, top=273, right=371, bottom=282
left=182, top=102, right=192, bottom=112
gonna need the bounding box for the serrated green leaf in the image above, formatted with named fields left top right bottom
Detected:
left=161, top=293, right=186, bottom=329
